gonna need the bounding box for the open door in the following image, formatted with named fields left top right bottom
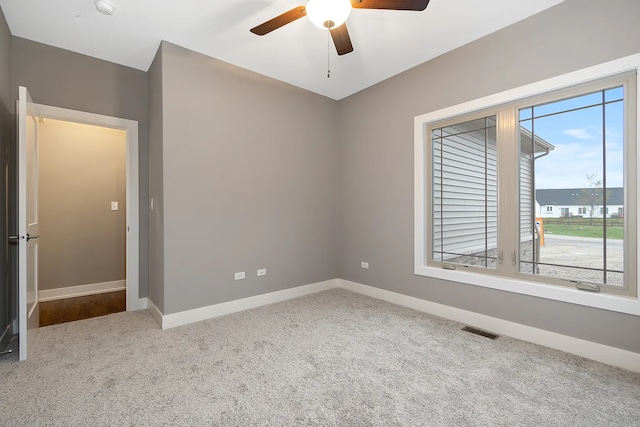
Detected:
left=17, top=86, right=39, bottom=361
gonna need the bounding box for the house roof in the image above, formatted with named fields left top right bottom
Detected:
left=536, top=188, right=623, bottom=206
left=520, top=127, right=555, bottom=155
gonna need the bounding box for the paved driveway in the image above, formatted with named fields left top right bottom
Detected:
left=535, top=234, right=623, bottom=285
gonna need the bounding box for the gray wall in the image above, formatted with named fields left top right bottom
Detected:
left=11, top=37, right=149, bottom=298
left=0, top=6, right=12, bottom=349
left=38, top=120, right=126, bottom=291
left=148, top=46, right=165, bottom=312
left=337, top=0, right=640, bottom=353
left=156, top=42, right=339, bottom=314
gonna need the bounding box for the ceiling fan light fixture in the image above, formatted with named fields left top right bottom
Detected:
left=306, top=0, right=352, bottom=29
left=95, top=0, right=114, bottom=15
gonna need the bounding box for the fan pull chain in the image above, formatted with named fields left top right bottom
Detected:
left=327, top=28, right=331, bottom=78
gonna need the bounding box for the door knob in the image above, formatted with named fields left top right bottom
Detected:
left=8, top=235, right=21, bottom=242
left=26, top=233, right=39, bottom=241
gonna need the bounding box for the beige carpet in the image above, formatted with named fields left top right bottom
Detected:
left=1, top=288, right=639, bottom=426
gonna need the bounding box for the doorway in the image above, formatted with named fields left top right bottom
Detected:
left=31, top=104, right=140, bottom=313
left=38, top=119, right=127, bottom=325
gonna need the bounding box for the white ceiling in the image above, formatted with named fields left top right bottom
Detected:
left=0, top=0, right=564, bottom=100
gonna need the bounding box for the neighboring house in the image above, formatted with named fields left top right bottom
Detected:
left=519, top=128, right=555, bottom=242
left=535, top=188, right=624, bottom=219
left=433, top=124, right=553, bottom=263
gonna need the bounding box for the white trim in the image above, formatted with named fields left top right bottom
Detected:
left=153, top=279, right=338, bottom=330
left=146, top=298, right=163, bottom=328
left=414, top=53, right=640, bottom=316
left=338, top=279, right=640, bottom=373
left=30, top=103, right=140, bottom=311
left=137, top=297, right=148, bottom=310
left=38, top=280, right=126, bottom=302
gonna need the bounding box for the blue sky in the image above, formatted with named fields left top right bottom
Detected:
left=519, top=87, right=624, bottom=189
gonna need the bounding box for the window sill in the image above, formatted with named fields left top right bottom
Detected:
left=414, top=264, right=640, bottom=315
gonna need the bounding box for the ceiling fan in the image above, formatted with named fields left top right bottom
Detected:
left=250, top=0, right=431, bottom=56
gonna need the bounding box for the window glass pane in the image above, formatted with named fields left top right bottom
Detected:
left=520, top=119, right=532, bottom=132
left=533, top=92, right=602, bottom=118
left=605, top=100, right=625, bottom=286
left=605, top=86, right=623, bottom=103
left=432, top=115, right=497, bottom=269
left=519, top=88, right=625, bottom=287
left=520, top=108, right=532, bottom=121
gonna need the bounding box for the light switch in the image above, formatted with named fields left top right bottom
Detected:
left=111, top=201, right=118, bottom=211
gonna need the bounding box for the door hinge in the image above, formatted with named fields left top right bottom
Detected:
left=511, top=250, right=516, bottom=265
left=498, top=249, right=503, bottom=264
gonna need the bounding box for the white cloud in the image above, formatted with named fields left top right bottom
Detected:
left=562, top=128, right=593, bottom=140
left=533, top=141, right=623, bottom=189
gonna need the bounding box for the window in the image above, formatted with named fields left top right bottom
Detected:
left=415, top=54, right=640, bottom=315
left=519, top=85, right=629, bottom=290
left=431, top=115, right=497, bottom=269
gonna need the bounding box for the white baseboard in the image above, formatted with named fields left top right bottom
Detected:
left=39, top=280, right=126, bottom=302
left=338, top=279, right=640, bottom=373
left=137, top=297, right=148, bottom=310
left=154, top=279, right=338, bottom=330
left=147, top=298, right=163, bottom=328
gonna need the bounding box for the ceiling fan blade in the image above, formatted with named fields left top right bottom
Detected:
left=330, top=23, right=354, bottom=56
left=250, top=6, right=307, bottom=36
left=350, top=0, right=430, bottom=11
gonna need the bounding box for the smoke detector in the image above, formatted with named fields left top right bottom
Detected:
left=95, top=0, right=114, bottom=15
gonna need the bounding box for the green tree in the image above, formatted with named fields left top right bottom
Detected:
left=582, top=174, right=603, bottom=226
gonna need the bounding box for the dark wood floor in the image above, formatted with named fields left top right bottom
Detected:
left=39, top=290, right=126, bottom=327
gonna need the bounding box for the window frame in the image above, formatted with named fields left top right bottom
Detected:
left=429, top=111, right=499, bottom=271
left=414, top=53, right=640, bottom=316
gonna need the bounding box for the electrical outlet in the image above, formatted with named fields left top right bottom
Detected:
left=257, top=268, right=266, bottom=277
left=361, top=262, right=369, bottom=269
left=234, top=272, right=245, bottom=280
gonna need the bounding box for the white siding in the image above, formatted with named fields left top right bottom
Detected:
left=520, top=152, right=534, bottom=243
left=432, top=117, right=497, bottom=264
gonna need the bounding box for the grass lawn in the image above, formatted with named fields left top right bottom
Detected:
left=542, top=218, right=624, bottom=240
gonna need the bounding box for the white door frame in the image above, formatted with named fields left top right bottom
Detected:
left=33, top=104, right=140, bottom=311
